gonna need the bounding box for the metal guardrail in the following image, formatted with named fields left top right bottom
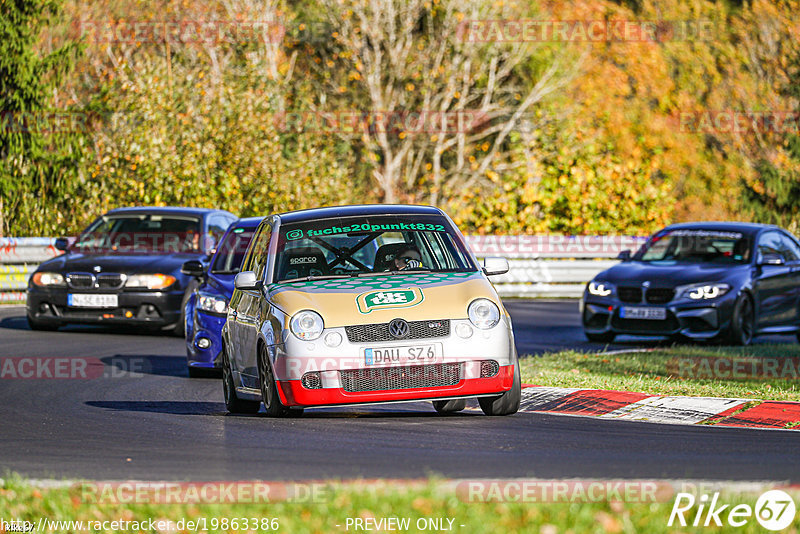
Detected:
left=463, top=235, right=646, bottom=297
left=0, top=235, right=646, bottom=301
left=0, top=238, right=61, bottom=302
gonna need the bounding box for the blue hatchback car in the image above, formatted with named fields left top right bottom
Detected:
left=183, top=217, right=263, bottom=377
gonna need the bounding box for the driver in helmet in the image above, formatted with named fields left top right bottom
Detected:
left=391, top=244, right=424, bottom=271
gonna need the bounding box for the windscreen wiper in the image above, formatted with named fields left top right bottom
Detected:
left=355, top=269, right=431, bottom=277
left=279, top=274, right=354, bottom=283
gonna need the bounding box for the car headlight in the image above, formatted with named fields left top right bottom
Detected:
left=125, top=273, right=177, bottom=289
left=468, top=298, right=500, bottom=329
left=197, top=293, right=228, bottom=315
left=682, top=283, right=730, bottom=300
left=290, top=310, right=324, bottom=341
left=31, top=272, right=65, bottom=287
left=588, top=281, right=614, bottom=297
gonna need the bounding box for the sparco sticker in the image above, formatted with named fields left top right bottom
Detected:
left=356, top=288, right=424, bottom=314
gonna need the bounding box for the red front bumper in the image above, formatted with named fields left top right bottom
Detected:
left=277, top=364, right=515, bottom=407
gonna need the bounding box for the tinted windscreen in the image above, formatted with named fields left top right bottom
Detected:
left=637, top=229, right=752, bottom=264
left=211, top=228, right=256, bottom=274
left=274, top=215, right=476, bottom=282
left=73, top=215, right=202, bottom=253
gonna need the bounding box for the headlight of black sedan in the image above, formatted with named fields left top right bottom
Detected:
left=587, top=280, right=615, bottom=297
left=31, top=272, right=66, bottom=287
left=678, top=283, right=731, bottom=300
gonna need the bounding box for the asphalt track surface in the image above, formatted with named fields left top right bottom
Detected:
left=1, top=301, right=798, bottom=482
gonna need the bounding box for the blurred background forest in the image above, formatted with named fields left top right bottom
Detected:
left=1, top=0, right=798, bottom=237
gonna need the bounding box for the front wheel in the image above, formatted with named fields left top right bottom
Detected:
left=479, top=356, right=521, bottom=416
left=726, top=294, right=755, bottom=346
left=257, top=344, right=290, bottom=417
left=432, top=399, right=466, bottom=414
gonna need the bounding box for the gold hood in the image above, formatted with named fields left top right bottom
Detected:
left=267, top=272, right=500, bottom=326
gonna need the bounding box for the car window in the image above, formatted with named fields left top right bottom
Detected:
left=777, top=233, right=800, bottom=262
left=73, top=214, right=202, bottom=253
left=273, top=214, right=476, bottom=282
left=240, top=223, right=267, bottom=273
left=251, top=223, right=272, bottom=281
left=207, top=215, right=231, bottom=251
left=637, top=229, right=751, bottom=264
left=758, top=232, right=785, bottom=261
left=211, top=227, right=256, bottom=274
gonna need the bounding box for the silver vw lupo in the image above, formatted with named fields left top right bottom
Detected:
left=222, top=205, right=520, bottom=416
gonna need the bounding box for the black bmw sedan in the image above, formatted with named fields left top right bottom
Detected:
left=581, top=222, right=800, bottom=345
left=26, top=206, right=236, bottom=333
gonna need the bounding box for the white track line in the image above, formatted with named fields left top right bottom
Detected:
left=518, top=386, right=582, bottom=412
left=601, top=396, right=747, bottom=425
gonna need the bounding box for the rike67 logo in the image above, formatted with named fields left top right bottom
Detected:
left=669, top=490, right=796, bottom=530
left=356, top=288, right=424, bottom=314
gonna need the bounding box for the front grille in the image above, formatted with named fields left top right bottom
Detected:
left=345, top=319, right=450, bottom=343
left=96, top=273, right=125, bottom=289
left=611, top=314, right=679, bottom=334
left=66, top=273, right=94, bottom=289
left=301, top=372, right=322, bottom=389
left=339, top=363, right=461, bottom=392
left=480, top=360, right=500, bottom=378
left=645, top=288, right=674, bottom=304
left=617, top=287, right=643, bottom=303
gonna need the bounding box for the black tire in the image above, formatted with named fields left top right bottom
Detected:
left=726, top=293, right=755, bottom=346
left=173, top=281, right=199, bottom=338
left=432, top=399, right=467, bottom=414
left=585, top=331, right=616, bottom=343
left=222, top=349, right=260, bottom=414
left=188, top=366, right=204, bottom=378
left=257, top=344, right=290, bottom=417
left=479, top=356, right=521, bottom=416
left=172, top=291, right=190, bottom=337
left=188, top=366, right=220, bottom=379
left=26, top=315, right=60, bottom=331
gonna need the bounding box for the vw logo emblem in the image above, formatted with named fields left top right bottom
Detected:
left=642, top=281, right=650, bottom=288
left=388, top=318, right=410, bottom=339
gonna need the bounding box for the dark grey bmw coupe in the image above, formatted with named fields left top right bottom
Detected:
left=581, top=222, right=800, bottom=345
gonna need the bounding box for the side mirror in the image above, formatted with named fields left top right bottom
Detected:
left=234, top=270, right=261, bottom=291
left=760, top=253, right=785, bottom=266
left=482, top=257, right=509, bottom=276
left=181, top=260, right=205, bottom=277
left=54, top=237, right=70, bottom=251
left=617, top=250, right=632, bottom=261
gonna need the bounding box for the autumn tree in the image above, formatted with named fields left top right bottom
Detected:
left=301, top=0, right=582, bottom=204
left=0, top=0, right=82, bottom=236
